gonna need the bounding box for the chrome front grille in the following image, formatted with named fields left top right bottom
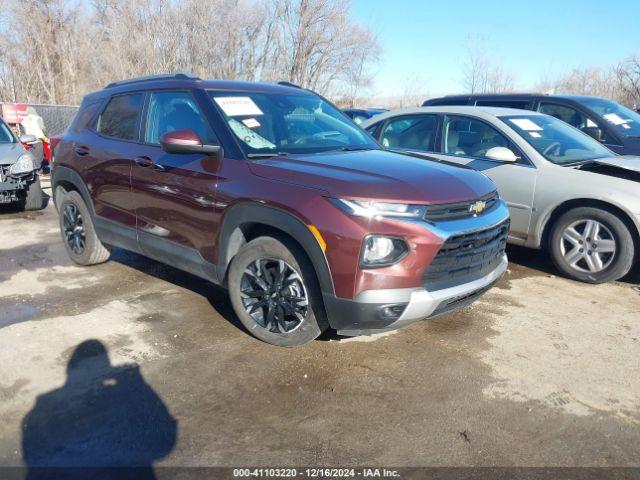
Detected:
left=423, top=191, right=500, bottom=221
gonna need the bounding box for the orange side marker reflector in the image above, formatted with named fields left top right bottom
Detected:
left=308, top=225, right=327, bottom=252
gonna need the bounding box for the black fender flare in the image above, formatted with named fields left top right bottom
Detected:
left=51, top=166, right=95, bottom=216
left=217, top=203, right=335, bottom=296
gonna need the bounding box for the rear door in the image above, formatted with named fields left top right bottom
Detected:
left=131, top=90, right=223, bottom=266
left=85, top=93, right=144, bottom=231
left=428, top=114, right=538, bottom=240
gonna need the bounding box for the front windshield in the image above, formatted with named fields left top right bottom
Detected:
left=208, top=90, right=378, bottom=156
left=0, top=120, right=15, bottom=143
left=501, top=114, right=612, bottom=165
left=578, top=97, right=640, bottom=136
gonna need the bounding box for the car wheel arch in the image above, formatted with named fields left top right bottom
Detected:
left=539, top=198, right=640, bottom=257
left=51, top=166, right=96, bottom=217
left=216, top=202, right=335, bottom=295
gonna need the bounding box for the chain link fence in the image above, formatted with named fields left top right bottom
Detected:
left=1, top=103, right=79, bottom=137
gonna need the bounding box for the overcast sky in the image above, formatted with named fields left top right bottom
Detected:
left=352, top=0, right=640, bottom=97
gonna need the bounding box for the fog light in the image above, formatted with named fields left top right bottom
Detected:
left=379, top=304, right=407, bottom=320
left=360, top=235, right=408, bottom=268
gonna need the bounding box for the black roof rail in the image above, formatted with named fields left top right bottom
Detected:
left=105, top=73, right=201, bottom=89
left=277, top=81, right=303, bottom=89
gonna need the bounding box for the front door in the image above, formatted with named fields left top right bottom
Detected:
left=130, top=90, right=222, bottom=267
left=429, top=115, right=538, bottom=241
left=537, top=101, right=623, bottom=152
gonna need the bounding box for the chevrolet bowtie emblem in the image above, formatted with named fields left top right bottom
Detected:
left=469, top=200, right=487, bottom=215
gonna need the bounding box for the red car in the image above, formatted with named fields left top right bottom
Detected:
left=52, top=74, right=509, bottom=346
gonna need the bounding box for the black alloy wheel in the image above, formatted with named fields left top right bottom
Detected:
left=240, top=258, right=309, bottom=334
left=62, top=203, right=86, bottom=255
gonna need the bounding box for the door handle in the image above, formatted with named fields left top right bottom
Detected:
left=134, top=156, right=154, bottom=168
left=74, top=146, right=89, bottom=156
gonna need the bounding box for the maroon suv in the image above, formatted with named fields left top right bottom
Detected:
left=52, top=74, right=510, bottom=346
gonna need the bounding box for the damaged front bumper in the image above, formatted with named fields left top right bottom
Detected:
left=0, top=165, right=34, bottom=203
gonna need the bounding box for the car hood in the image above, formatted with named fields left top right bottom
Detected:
left=589, top=155, right=640, bottom=173
left=0, top=143, right=25, bottom=165
left=248, top=149, right=496, bottom=204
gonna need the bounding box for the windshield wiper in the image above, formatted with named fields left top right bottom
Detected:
left=246, top=152, right=289, bottom=158
left=564, top=159, right=602, bottom=168
left=336, top=146, right=376, bottom=152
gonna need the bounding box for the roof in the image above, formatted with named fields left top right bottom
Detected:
left=363, top=106, right=546, bottom=125
left=84, top=75, right=310, bottom=101
left=424, top=92, right=607, bottom=102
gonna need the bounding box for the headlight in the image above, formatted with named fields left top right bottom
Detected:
left=328, top=198, right=425, bottom=219
left=360, top=235, right=409, bottom=268
left=9, top=153, right=35, bottom=175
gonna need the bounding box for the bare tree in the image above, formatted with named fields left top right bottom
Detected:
left=615, top=55, right=640, bottom=108
left=396, top=73, right=428, bottom=108
left=537, top=66, right=618, bottom=99
left=461, top=37, right=515, bottom=94
left=0, top=0, right=94, bottom=104
left=0, top=0, right=380, bottom=105
left=265, top=0, right=379, bottom=95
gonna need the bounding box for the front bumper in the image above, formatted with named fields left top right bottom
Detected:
left=0, top=168, right=35, bottom=203
left=324, top=254, right=508, bottom=336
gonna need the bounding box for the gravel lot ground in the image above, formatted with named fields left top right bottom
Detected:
left=1, top=175, right=639, bottom=470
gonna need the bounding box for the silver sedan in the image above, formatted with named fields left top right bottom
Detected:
left=363, top=106, right=640, bottom=283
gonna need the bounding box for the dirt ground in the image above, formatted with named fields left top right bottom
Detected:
left=1, top=175, right=639, bottom=470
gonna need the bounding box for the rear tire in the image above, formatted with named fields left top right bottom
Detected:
left=549, top=207, right=634, bottom=284
left=228, top=236, right=328, bottom=347
left=23, top=175, right=45, bottom=211
left=59, top=191, right=111, bottom=266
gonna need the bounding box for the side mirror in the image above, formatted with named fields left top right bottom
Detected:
left=485, top=146, right=519, bottom=163
left=19, top=134, right=37, bottom=144
left=160, top=129, right=222, bottom=156
left=582, top=126, right=604, bottom=143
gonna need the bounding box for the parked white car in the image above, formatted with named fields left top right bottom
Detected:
left=363, top=106, right=640, bottom=283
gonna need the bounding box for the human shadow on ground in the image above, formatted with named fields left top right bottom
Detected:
left=21, top=339, right=177, bottom=480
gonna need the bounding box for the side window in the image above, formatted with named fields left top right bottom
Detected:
left=351, top=114, right=368, bottom=125
left=97, top=94, right=144, bottom=140
left=365, top=122, right=380, bottom=136
left=426, top=98, right=469, bottom=106
left=538, top=102, right=598, bottom=130
left=380, top=115, right=437, bottom=152
left=71, top=100, right=102, bottom=134
left=538, top=102, right=614, bottom=143
left=442, top=115, right=513, bottom=159
left=145, top=91, right=216, bottom=145
left=476, top=100, right=530, bottom=110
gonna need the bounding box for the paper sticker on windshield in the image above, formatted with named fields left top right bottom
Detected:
left=529, top=131, right=542, bottom=138
left=228, top=119, right=275, bottom=149
left=242, top=118, right=261, bottom=128
left=603, top=113, right=626, bottom=125
left=509, top=118, right=543, bottom=131
left=214, top=97, right=263, bottom=116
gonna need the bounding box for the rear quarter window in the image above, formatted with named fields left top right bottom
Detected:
left=97, top=93, right=144, bottom=141
left=70, top=100, right=103, bottom=134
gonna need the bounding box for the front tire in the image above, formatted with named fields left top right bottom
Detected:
left=59, top=191, right=111, bottom=266
left=228, top=236, right=328, bottom=347
left=23, top=175, right=45, bottom=211
left=549, top=207, right=635, bottom=284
